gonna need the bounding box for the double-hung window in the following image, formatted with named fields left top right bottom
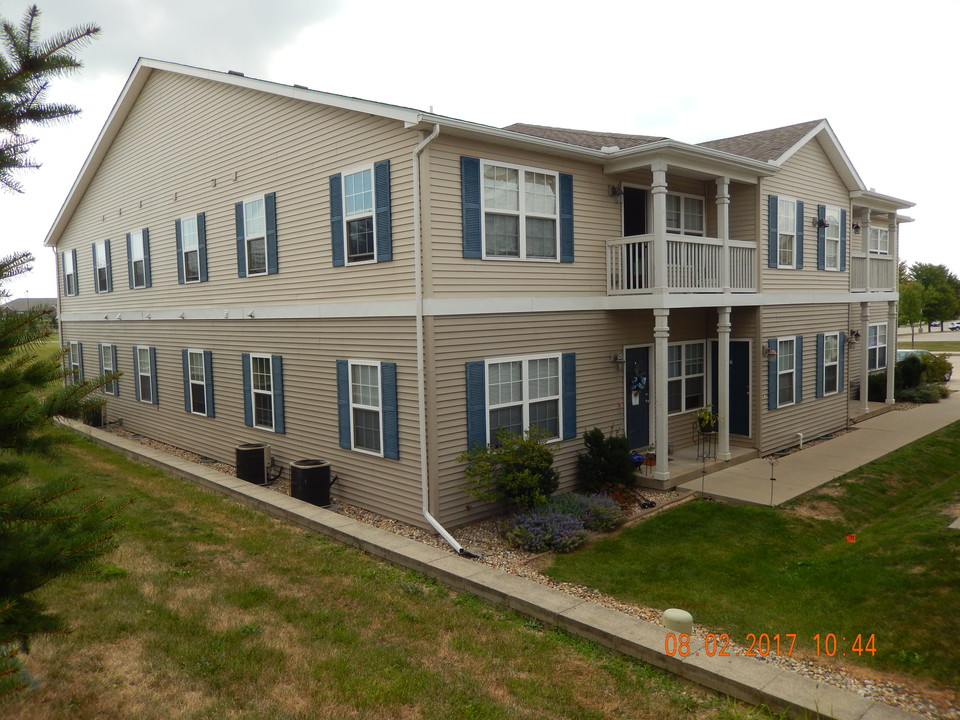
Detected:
left=486, top=355, right=561, bottom=441
left=134, top=346, right=158, bottom=404
left=176, top=214, right=206, bottom=283
left=182, top=349, right=214, bottom=417
left=482, top=161, right=559, bottom=260
left=667, top=342, right=705, bottom=414
left=824, top=206, right=841, bottom=271
left=666, top=194, right=704, bottom=236
left=330, top=161, right=392, bottom=267
left=778, top=198, right=797, bottom=268
left=235, top=194, right=278, bottom=277
left=127, top=229, right=151, bottom=288
left=868, top=323, right=887, bottom=370
left=68, top=342, right=82, bottom=384
left=350, top=361, right=382, bottom=454
left=62, top=250, right=78, bottom=296
left=822, top=333, right=840, bottom=395
left=777, top=338, right=796, bottom=407
left=251, top=355, right=274, bottom=428
left=100, top=344, right=118, bottom=395
left=242, top=354, right=284, bottom=432
left=869, top=227, right=889, bottom=255
left=336, top=360, right=399, bottom=458
left=343, top=168, right=376, bottom=263
left=244, top=198, right=267, bottom=275
left=93, top=240, right=112, bottom=292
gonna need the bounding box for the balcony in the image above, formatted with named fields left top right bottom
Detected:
left=607, top=234, right=757, bottom=295
left=850, top=253, right=895, bottom=292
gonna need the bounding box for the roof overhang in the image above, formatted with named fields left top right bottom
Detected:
left=601, top=139, right=776, bottom=183
left=850, top=189, right=915, bottom=214
left=774, top=119, right=866, bottom=192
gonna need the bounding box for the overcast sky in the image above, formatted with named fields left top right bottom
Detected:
left=1, top=0, right=957, bottom=301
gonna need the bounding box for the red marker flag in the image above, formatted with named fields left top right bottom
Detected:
left=845, top=534, right=857, bottom=543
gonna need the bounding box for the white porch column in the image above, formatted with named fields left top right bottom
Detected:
left=886, top=300, right=897, bottom=404
left=717, top=306, right=732, bottom=461
left=716, top=177, right=731, bottom=291
left=862, top=211, right=872, bottom=291
left=653, top=308, right=670, bottom=481
left=651, top=161, right=668, bottom=291
left=889, top=215, right=899, bottom=289
left=860, top=302, right=870, bottom=414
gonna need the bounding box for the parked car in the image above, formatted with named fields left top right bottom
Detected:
left=896, top=349, right=953, bottom=382
left=948, top=321, right=960, bottom=331
left=929, top=321, right=941, bottom=328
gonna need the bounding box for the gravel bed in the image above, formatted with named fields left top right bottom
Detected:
left=102, top=425, right=956, bottom=720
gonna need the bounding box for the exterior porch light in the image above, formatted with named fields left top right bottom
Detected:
left=852, top=222, right=862, bottom=234
left=761, top=345, right=778, bottom=359
left=609, top=185, right=624, bottom=198
left=611, top=351, right=626, bottom=365
left=813, top=217, right=829, bottom=228
left=847, top=329, right=861, bottom=343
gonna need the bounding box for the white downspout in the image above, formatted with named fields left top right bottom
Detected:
left=411, top=122, right=474, bottom=557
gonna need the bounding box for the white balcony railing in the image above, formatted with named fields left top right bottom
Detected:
left=850, top=253, right=895, bottom=292
left=607, top=234, right=757, bottom=295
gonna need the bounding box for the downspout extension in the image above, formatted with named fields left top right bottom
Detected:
left=412, top=123, right=477, bottom=559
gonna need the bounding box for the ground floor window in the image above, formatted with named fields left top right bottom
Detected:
left=134, top=346, right=157, bottom=404
left=777, top=338, right=796, bottom=407
left=487, top=354, right=561, bottom=441
left=667, top=342, right=705, bottom=414
left=868, top=323, right=887, bottom=370
left=242, top=353, right=284, bottom=432
left=823, top=333, right=839, bottom=395
left=100, top=344, right=117, bottom=395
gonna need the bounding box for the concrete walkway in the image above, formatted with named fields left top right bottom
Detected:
left=680, top=361, right=960, bottom=505
left=61, top=419, right=928, bottom=720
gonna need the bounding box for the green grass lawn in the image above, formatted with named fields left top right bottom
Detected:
left=897, top=339, right=960, bottom=352
left=546, top=422, right=960, bottom=691
left=3, top=437, right=773, bottom=720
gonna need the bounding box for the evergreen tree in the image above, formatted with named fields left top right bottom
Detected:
left=1, top=4, right=100, bottom=192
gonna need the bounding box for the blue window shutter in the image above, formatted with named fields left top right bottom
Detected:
left=271, top=355, right=285, bottom=433
left=795, top=335, right=803, bottom=404
left=461, top=157, right=482, bottom=259
left=181, top=349, right=191, bottom=412
left=330, top=174, right=345, bottom=267
left=62, top=252, right=68, bottom=295
left=149, top=347, right=158, bottom=405
left=112, top=346, right=119, bottom=397
left=838, top=332, right=845, bottom=390
left=235, top=202, right=247, bottom=278
left=381, top=362, right=399, bottom=459
left=265, top=192, right=278, bottom=274
left=98, top=344, right=105, bottom=375
left=133, top=347, right=141, bottom=402
left=71, top=249, right=79, bottom=295
left=92, top=244, right=99, bottom=293
left=374, top=160, right=392, bottom=262
left=77, top=343, right=84, bottom=381
left=197, top=213, right=208, bottom=282
left=241, top=353, right=253, bottom=427
left=816, top=205, right=826, bottom=271
left=142, top=229, right=152, bottom=288
left=815, top=334, right=825, bottom=398
left=203, top=351, right=215, bottom=417
left=126, top=233, right=134, bottom=288
left=767, top=195, right=778, bottom=268
left=336, top=359, right=351, bottom=448
left=465, top=360, right=487, bottom=449
left=767, top=340, right=778, bottom=410
left=559, top=173, right=574, bottom=263
left=104, top=239, right=112, bottom=292
left=795, top=201, right=804, bottom=270
left=175, top=219, right=185, bottom=284
left=839, top=210, right=847, bottom=272
left=562, top=352, right=576, bottom=439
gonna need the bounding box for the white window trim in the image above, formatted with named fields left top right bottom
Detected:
left=68, top=342, right=81, bottom=384
left=777, top=337, right=797, bottom=408
left=179, top=214, right=202, bottom=283
left=824, top=205, right=842, bottom=271
left=94, top=241, right=110, bottom=292
left=186, top=349, right=207, bottom=416
left=822, top=332, right=840, bottom=396
left=666, top=340, right=706, bottom=416
left=484, top=353, right=563, bottom=443
left=64, top=252, right=77, bottom=296
left=100, top=343, right=117, bottom=395
left=242, top=195, right=268, bottom=277
left=348, top=359, right=384, bottom=457
left=665, top=192, right=705, bottom=237
left=868, top=226, right=889, bottom=255
left=341, top=164, right=378, bottom=266
left=777, top=197, right=798, bottom=269
left=480, top=158, right=560, bottom=263
left=136, top=345, right=153, bottom=403
left=129, top=230, right=147, bottom=289
left=249, top=353, right=275, bottom=430
left=868, top=323, right=887, bottom=371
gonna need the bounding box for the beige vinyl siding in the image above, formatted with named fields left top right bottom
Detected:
left=61, top=317, right=429, bottom=527
left=56, top=70, right=421, bottom=316
left=760, top=139, right=852, bottom=293
left=846, top=302, right=896, bottom=383
left=729, top=182, right=757, bottom=242
left=757, top=304, right=851, bottom=454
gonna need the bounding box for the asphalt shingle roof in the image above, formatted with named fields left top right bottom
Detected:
left=502, top=123, right=666, bottom=151
left=697, top=120, right=824, bottom=162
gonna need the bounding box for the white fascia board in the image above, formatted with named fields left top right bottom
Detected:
left=850, top=189, right=915, bottom=212
left=60, top=300, right=418, bottom=323
left=601, top=141, right=776, bottom=182
left=775, top=120, right=866, bottom=192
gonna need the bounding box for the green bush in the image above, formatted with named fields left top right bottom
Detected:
left=458, top=427, right=559, bottom=509
left=897, top=384, right=943, bottom=404
left=576, top=428, right=636, bottom=493
left=541, top=492, right=626, bottom=531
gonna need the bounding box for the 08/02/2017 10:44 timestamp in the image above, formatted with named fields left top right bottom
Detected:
left=664, top=632, right=877, bottom=658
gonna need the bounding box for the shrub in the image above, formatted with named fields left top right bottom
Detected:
left=503, top=511, right=587, bottom=553
left=576, top=428, right=637, bottom=493
left=897, top=384, right=943, bottom=404
left=458, top=427, right=559, bottom=510
left=541, top=493, right=626, bottom=532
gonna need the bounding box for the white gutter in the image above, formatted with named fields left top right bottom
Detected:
left=412, top=123, right=475, bottom=557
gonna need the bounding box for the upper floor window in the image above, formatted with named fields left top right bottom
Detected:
left=62, top=249, right=78, bottom=296
left=778, top=198, right=797, bottom=268
left=330, top=161, right=393, bottom=267
left=343, top=168, right=376, bottom=263
left=100, top=344, right=118, bottom=395
left=824, top=206, right=841, bottom=271
left=177, top=213, right=207, bottom=283
left=868, top=323, right=887, bottom=370
left=869, top=227, right=889, bottom=255
left=93, top=240, right=112, bottom=292
left=235, top=194, right=278, bottom=277
left=242, top=353, right=285, bottom=432
left=667, top=342, right=705, bottom=414
left=666, top=194, right=704, bottom=236
left=482, top=161, right=559, bottom=260
left=127, top=229, right=151, bottom=289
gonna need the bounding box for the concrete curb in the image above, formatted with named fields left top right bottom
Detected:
left=62, top=419, right=923, bottom=720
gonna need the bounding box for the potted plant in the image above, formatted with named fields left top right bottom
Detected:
left=695, top=406, right=718, bottom=433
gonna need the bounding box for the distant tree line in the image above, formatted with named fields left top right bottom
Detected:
left=898, top=262, right=960, bottom=331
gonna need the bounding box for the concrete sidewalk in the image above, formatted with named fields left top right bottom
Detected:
left=62, top=418, right=926, bottom=720
left=680, top=373, right=960, bottom=506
